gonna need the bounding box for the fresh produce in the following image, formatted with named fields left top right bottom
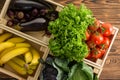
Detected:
left=0, top=47, right=29, bottom=65
left=0, top=43, right=31, bottom=59
left=7, top=9, right=14, bottom=19
left=0, top=32, right=13, bottom=43
left=98, top=37, right=110, bottom=49
left=6, top=60, right=27, bottom=75
left=11, top=56, right=26, bottom=67
left=24, top=51, right=33, bottom=64
left=86, top=19, right=113, bottom=60
left=0, top=42, right=15, bottom=52
left=6, top=37, right=26, bottom=43
left=0, top=32, right=41, bottom=75
left=27, top=69, right=34, bottom=75
left=13, top=0, right=52, bottom=10
left=6, top=20, right=14, bottom=27
left=19, top=18, right=48, bottom=31
left=29, top=47, right=40, bottom=65
left=85, top=29, right=91, bottom=40
left=91, top=48, right=105, bottom=59
left=48, top=4, right=94, bottom=62
left=32, top=8, right=39, bottom=17
left=41, top=56, right=98, bottom=80
left=88, top=19, right=100, bottom=31
left=91, top=32, right=104, bottom=45
left=15, top=42, right=31, bottom=48
left=6, top=0, right=58, bottom=32
left=99, top=22, right=113, bottom=37
left=16, top=11, right=24, bottom=19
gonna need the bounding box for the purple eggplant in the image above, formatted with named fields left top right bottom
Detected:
left=19, top=18, right=48, bottom=31
left=12, top=0, right=52, bottom=11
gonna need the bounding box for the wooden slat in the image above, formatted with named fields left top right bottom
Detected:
left=100, top=37, right=120, bottom=80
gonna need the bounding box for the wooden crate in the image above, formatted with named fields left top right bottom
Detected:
left=45, top=0, right=119, bottom=73
left=84, top=26, right=119, bottom=68
left=0, top=0, right=62, bottom=46
left=0, top=24, right=49, bottom=80
left=0, top=0, right=119, bottom=79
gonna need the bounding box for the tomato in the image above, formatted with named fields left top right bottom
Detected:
left=85, top=30, right=90, bottom=40
left=86, top=53, right=92, bottom=59
left=91, top=32, right=104, bottom=45
left=87, top=40, right=96, bottom=48
left=100, top=49, right=106, bottom=55
left=99, top=22, right=113, bottom=36
left=91, top=48, right=105, bottom=59
left=98, top=37, right=110, bottom=49
left=88, top=19, right=100, bottom=31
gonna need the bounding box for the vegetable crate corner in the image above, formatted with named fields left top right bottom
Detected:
left=0, top=0, right=57, bottom=45
left=0, top=24, right=49, bottom=80
left=0, top=0, right=119, bottom=80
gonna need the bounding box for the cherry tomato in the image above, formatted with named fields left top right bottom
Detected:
left=88, top=19, right=100, bottom=31
left=91, top=32, right=104, bottom=45
left=91, top=48, right=105, bottom=59
left=99, top=22, right=113, bottom=36
left=85, top=29, right=90, bottom=40
left=98, top=37, right=110, bottom=49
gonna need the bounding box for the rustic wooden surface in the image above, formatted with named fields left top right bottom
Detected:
left=0, top=0, right=120, bottom=80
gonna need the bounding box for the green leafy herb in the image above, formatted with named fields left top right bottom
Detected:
left=48, top=4, right=94, bottom=61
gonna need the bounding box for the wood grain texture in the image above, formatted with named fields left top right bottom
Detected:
left=0, top=0, right=120, bottom=80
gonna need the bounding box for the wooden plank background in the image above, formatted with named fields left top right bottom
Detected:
left=0, top=0, right=120, bottom=80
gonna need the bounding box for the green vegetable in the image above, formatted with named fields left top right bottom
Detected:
left=81, top=62, right=93, bottom=80
left=67, top=62, right=93, bottom=80
left=48, top=4, right=94, bottom=62
left=54, top=58, right=70, bottom=72
left=53, top=58, right=98, bottom=80
left=94, top=74, right=99, bottom=80
left=52, top=62, right=64, bottom=80
left=68, top=64, right=88, bottom=80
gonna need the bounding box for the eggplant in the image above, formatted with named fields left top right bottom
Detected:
left=19, top=18, right=48, bottom=31
left=12, top=0, right=53, bottom=11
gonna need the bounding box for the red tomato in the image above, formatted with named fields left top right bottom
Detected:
left=88, top=19, right=100, bottom=31
left=87, top=40, right=96, bottom=48
left=100, top=49, right=106, bottom=55
left=99, top=37, right=110, bottom=49
left=91, top=32, right=104, bottom=45
left=99, top=22, right=113, bottom=36
left=91, top=48, right=105, bottom=59
left=86, top=53, right=92, bottom=59
left=85, top=30, right=90, bottom=40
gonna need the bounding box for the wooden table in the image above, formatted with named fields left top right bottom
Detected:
left=0, top=0, right=120, bottom=80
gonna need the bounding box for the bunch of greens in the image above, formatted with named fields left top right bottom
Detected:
left=41, top=57, right=98, bottom=80
left=48, top=4, right=94, bottom=61
left=53, top=58, right=98, bottom=80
